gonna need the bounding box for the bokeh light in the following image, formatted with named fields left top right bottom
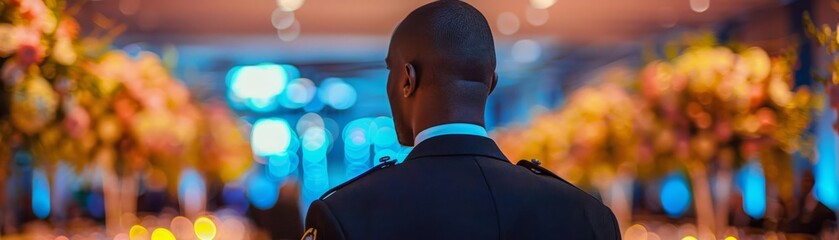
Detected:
left=278, top=0, right=305, bottom=11
left=512, top=39, right=542, bottom=63
left=251, top=118, right=293, bottom=157
left=32, top=169, right=50, bottom=219
left=151, top=228, right=176, bottom=240
left=525, top=6, right=549, bottom=26
left=372, top=127, right=398, bottom=149
left=277, top=20, right=301, bottom=42
left=739, top=160, right=766, bottom=219
left=302, top=127, right=328, bottom=153
left=129, top=225, right=149, bottom=239
left=530, top=0, right=557, bottom=9
left=660, top=173, right=691, bottom=217
left=178, top=169, right=207, bottom=214
left=624, top=224, right=648, bottom=240
left=815, top=107, right=839, bottom=210
left=194, top=216, right=218, bottom=240
left=280, top=78, right=316, bottom=109
left=318, top=78, right=358, bottom=110
left=169, top=216, right=193, bottom=240
left=226, top=64, right=292, bottom=112
left=246, top=170, right=280, bottom=210
left=689, top=0, right=709, bottom=13
left=228, top=64, right=288, bottom=99
left=267, top=153, right=299, bottom=179
left=271, top=8, right=295, bottom=29
left=497, top=12, right=520, bottom=35
left=297, top=112, right=325, bottom=135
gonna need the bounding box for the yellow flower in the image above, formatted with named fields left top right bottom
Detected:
left=740, top=47, right=771, bottom=83
left=52, top=36, right=77, bottom=65
left=0, top=24, right=19, bottom=57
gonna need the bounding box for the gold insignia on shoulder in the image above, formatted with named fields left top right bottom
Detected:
left=301, top=228, right=317, bottom=240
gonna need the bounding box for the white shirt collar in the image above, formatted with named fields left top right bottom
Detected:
left=414, top=123, right=489, bottom=145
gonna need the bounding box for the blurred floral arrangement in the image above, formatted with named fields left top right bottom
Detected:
left=496, top=38, right=818, bottom=189
left=494, top=36, right=822, bottom=234
left=804, top=12, right=839, bottom=133
left=0, top=0, right=252, bottom=231
left=0, top=0, right=251, bottom=181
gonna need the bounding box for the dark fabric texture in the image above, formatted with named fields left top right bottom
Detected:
left=304, top=134, right=621, bottom=240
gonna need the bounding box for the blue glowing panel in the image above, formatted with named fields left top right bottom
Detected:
left=32, top=169, right=50, bottom=219
left=251, top=118, right=293, bottom=157
left=740, top=160, right=766, bottom=218
left=660, top=173, right=691, bottom=218
left=247, top=171, right=280, bottom=210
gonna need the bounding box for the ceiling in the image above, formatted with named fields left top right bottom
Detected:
left=75, top=0, right=782, bottom=45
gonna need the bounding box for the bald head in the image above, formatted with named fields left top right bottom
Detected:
left=389, top=0, right=496, bottom=83
left=386, top=0, right=498, bottom=146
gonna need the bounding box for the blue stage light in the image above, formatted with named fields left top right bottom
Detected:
left=660, top=173, right=691, bottom=218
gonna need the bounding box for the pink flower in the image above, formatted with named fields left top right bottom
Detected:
left=17, top=0, right=55, bottom=33
left=15, top=27, right=45, bottom=66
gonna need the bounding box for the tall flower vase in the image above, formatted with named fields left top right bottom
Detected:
left=713, top=167, right=734, bottom=235
left=688, top=161, right=716, bottom=236
left=98, top=151, right=139, bottom=237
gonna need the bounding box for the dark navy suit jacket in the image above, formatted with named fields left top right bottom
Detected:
left=304, top=135, right=621, bottom=240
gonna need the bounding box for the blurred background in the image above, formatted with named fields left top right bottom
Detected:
left=1, top=0, right=839, bottom=239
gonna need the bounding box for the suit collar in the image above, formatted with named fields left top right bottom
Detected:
left=405, top=134, right=509, bottom=162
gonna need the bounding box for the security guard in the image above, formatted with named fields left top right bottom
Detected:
left=303, top=1, right=620, bottom=239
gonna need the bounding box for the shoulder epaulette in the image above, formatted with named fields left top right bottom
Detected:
left=515, top=159, right=575, bottom=187
left=320, top=156, right=398, bottom=200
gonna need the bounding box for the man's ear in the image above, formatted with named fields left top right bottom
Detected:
left=403, top=63, right=418, bottom=97
left=489, top=72, right=498, bottom=94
